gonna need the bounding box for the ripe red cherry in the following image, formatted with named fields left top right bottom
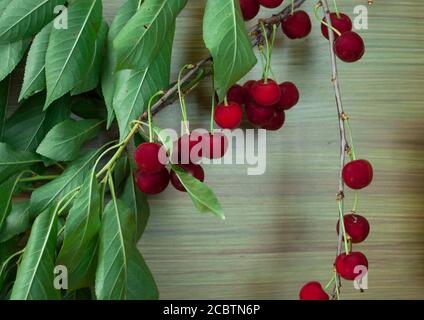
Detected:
left=227, top=84, right=246, bottom=105
left=342, top=159, right=373, bottom=190
left=202, top=132, right=228, bottom=159
left=334, top=31, right=365, bottom=63
left=321, top=12, right=352, bottom=39
left=239, top=0, right=260, bottom=21
left=170, top=163, right=205, bottom=192
left=299, top=281, right=329, bottom=300
left=134, top=142, right=166, bottom=173
left=337, top=213, right=370, bottom=243
left=214, top=101, right=243, bottom=129
left=335, top=252, right=368, bottom=281
left=258, top=0, right=284, bottom=8
left=246, top=101, right=274, bottom=126
left=262, top=110, right=285, bottom=131
left=278, top=82, right=299, bottom=110
left=281, top=10, right=312, bottom=39
left=174, top=133, right=203, bottom=164
left=250, top=79, right=281, bottom=107
left=136, top=167, right=170, bottom=195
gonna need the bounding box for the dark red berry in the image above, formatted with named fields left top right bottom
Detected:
left=278, top=82, right=299, bottom=110
left=227, top=84, right=246, bottom=105
left=337, top=213, right=370, bottom=244
left=174, top=133, right=202, bottom=164
left=321, top=12, right=352, bottom=40
left=334, top=31, right=365, bottom=63
left=335, top=252, right=368, bottom=281
left=134, top=142, right=166, bottom=173
left=250, top=79, right=281, bottom=107
left=262, top=110, right=285, bottom=131
left=214, top=102, right=243, bottom=129
left=202, top=132, right=228, bottom=159
left=258, top=0, right=284, bottom=8
left=239, top=0, right=260, bottom=21
left=136, top=167, right=170, bottom=195
left=299, top=281, right=329, bottom=300
left=170, top=163, right=205, bottom=192
left=281, top=10, right=312, bottom=39
left=246, top=101, right=274, bottom=126
left=342, top=159, right=373, bottom=190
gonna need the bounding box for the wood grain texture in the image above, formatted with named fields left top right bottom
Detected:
left=8, top=0, right=424, bottom=299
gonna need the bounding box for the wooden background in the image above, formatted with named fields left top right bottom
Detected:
left=9, top=0, right=424, bottom=299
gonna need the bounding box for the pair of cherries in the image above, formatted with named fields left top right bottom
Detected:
left=239, top=0, right=285, bottom=21
left=214, top=79, right=299, bottom=131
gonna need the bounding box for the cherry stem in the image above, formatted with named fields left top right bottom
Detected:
left=338, top=200, right=350, bottom=255
left=345, top=118, right=357, bottom=160
left=147, top=91, right=165, bottom=143
left=352, top=191, right=359, bottom=212
left=223, top=95, right=229, bottom=106
left=324, top=273, right=336, bottom=290
left=19, top=175, right=58, bottom=183
left=178, top=64, right=194, bottom=135
left=210, top=76, right=216, bottom=132
left=260, top=22, right=270, bottom=82
left=314, top=2, right=342, bottom=37
left=332, top=0, right=341, bottom=18
left=291, top=0, right=295, bottom=15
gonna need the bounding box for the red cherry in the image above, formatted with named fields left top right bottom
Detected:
left=174, top=133, right=202, bottom=164
left=299, top=281, right=329, bottom=300
left=246, top=101, right=274, bottom=126
left=214, top=102, right=243, bottom=129
left=243, top=80, right=256, bottom=101
left=170, top=163, right=205, bottom=192
left=250, top=79, right=281, bottom=107
left=321, top=12, right=352, bottom=40
left=337, top=213, right=370, bottom=243
left=136, top=167, right=170, bottom=195
left=342, top=159, right=373, bottom=190
left=258, top=0, right=284, bottom=9
left=202, top=132, right=228, bottom=159
left=227, top=84, right=246, bottom=105
left=262, top=110, right=285, bottom=131
left=239, top=0, right=260, bottom=21
left=335, top=252, right=368, bottom=281
left=334, top=31, right=365, bottom=63
left=278, top=82, right=299, bottom=110
left=281, top=10, right=312, bottom=39
left=134, top=142, right=166, bottom=173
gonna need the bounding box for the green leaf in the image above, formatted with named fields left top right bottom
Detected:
left=95, top=198, right=157, bottom=300
left=121, top=163, right=150, bottom=242
left=0, top=0, right=65, bottom=44
left=203, top=0, right=257, bottom=101
left=0, top=76, right=9, bottom=141
left=57, top=176, right=101, bottom=290
left=44, top=0, right=102, bottom=109
left=0, top=143, right=42, bottom=184
left=36, top=119, right=104, bottom=162
left=71, top=20, right=108, bottom=95
left=101, top=0, right=144, bottom=128
left=10, top=206, right=60, bottom=300
left=0, top=200, right=30, bottom=243
left=171, top=165, right=225, bottom=220
left=0, top=39, right=30, bottom=82
left=19, top=23, right=52, bottom=102
left=114, top=23, right=174, bottom=140
left=113, top=0, right=187, bottom=71
left=0, top=238, right=20, bottom=298
left=0, top=173, right=23, bottom=229
left=30, top=148, right=102, bottom=215
left=4, top=94, right=71, bottom=152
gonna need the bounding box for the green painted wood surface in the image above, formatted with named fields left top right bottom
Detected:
left=8, top=0, right=424, bottom=299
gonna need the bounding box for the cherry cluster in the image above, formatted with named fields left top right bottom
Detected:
left=240, top=0, right=286, bottom=21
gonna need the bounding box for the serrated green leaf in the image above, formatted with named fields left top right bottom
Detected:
left=101, top=0, right=144, bottom=128
left=57, top=176, right=101, bottom=290
left=113, top=0, right=187, bottom=71
left=19, top=23, right=52, bottom=102
left=203, top=0, right=257, bottom=101
left=114, top=24, right=174, bottom=140
left=171, top=164, right=225, bottom=220
left=0, top=39, right=30, bottom=82
left=0, top=200, right=30, bottom=243
left=10, top=206, right=60, bottom=300
left=4, top=94, right=71, bottom=152
left=0, top=0, right=65, bottom=44
left=0, top=143, right=42, bottom=184
left=0, top=76, right=9, bottom=141
left=71, top=20, right=108, bottom=95
left=36, top=119, right=104, bottom=161
left=0, top=173, right=23, bottom=230
left=30, top=148, right=102, bottom=216
left=44, top=0, right=102, bottom=109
